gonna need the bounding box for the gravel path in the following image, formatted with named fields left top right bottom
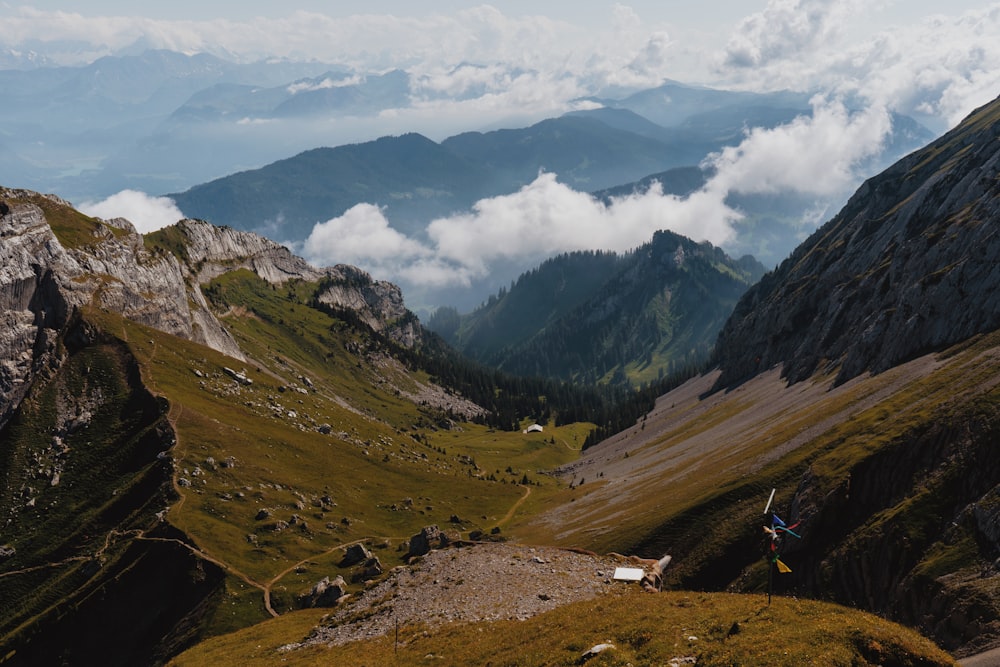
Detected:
left=287, top=542, right=636, bottom=649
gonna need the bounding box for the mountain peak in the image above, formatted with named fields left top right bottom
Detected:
left=713, top=93, right=1000, bottom=389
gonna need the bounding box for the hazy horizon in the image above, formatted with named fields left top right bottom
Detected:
left=4, top=1, right=1000, bottom=310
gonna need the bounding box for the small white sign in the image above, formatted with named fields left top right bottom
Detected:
left=612, top=567, right=645, bottom=581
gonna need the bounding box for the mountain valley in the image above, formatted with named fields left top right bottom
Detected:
left=2, top=70, right=1000, bottom=667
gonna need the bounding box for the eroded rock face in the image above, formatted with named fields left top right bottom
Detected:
left=714, top=95, right=1000, bottom=389
left=315, top=264, right=420, bottom=346
left=0, top=190, right=240, bottom=428
left=177, top=219, right=325, bottom=286
left=0, top=188, right=434, bottom=431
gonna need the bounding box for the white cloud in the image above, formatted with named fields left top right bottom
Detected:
left=287, top=74, right=363, bottom=95
left=302, top=172, right=742, bottom=288
left=78, top=190, right=185, bottom=233
left=716, top=2, right=1000, bottom=132
left=705, top=96, right=892, bottom=197
left=722, top=0, right=865, bottom=69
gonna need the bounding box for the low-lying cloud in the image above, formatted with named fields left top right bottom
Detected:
left=303, top=95, right=895, bottom=290
left=303, top=173, right=742, bottom=288
left=706, top=96, right=892, bottom=197
left=78, top=190, right=185, bottom=233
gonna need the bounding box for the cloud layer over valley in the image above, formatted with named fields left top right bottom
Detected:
left=7, top=1, right=1000, bottom=308
left=298, top=96, right=894, bottom=292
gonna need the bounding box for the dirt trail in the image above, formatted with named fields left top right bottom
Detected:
left=497, top=484, right=531, bottom=527
left=118, top=323, right=548, bottom=622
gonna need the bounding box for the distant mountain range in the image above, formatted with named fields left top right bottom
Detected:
left=166, top=96, right=931, bottom=311
left=166, top=109, right=728, bottom=241
left=1, top=49, right=935, bottom=313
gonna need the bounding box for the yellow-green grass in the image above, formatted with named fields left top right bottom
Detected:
left=170, top=589, right=956, bottom=667
left=79, top=275, right=585, bottom=639
left=516, top=330, right=1000, bottom=563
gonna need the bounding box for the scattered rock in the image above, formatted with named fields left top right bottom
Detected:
left=0, top=545, right=15, bottom=559
left=223, top=367, right=253, bottom=386
left=341, top=543, right=373, bottom=567
left=177, top=478, right=191, bottom=488
left=299, top=575, right=347, bottom=608
left=290, top=543, right=622, bottom=650
left=255, top=508, right=271, bottom=521
left=579, top=643, right=615, bottom=664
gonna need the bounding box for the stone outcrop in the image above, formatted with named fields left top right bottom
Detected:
left=714, top=94, right=1000, bottom=389
left=0, top=189, right=242, bottom=428
left=173, top=218, right=325, bottom=286
left=298, top=575, right=348, bottom=608
left=340, top=543, right=372, bottom=567
left=315, top=264, right=421, bottom=347
left=0, top=189, right=434, bottom=430
left=406, top=525, right=449, bottom=560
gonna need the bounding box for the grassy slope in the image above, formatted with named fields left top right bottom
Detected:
left=171, top=588, right=956, bottom=666
left=101, top=270, right=585, bottom=638
left=1, top=211, right=970, bottom=663
left=516, top=332, right=1000, bottom=562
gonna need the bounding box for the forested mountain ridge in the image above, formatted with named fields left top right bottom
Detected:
left=432, top=231, right=765, bottom=386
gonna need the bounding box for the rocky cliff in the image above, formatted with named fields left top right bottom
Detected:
left=0, top=189, right=239, bottom=430
left=713, top=94, right=1000, bottom=389
left=0, top=189, right=423, bottom=431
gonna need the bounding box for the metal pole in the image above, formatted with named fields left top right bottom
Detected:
left=768, top=558, right=773, bottom=605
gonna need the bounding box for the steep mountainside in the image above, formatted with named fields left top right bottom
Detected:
left=434, top=232, right=765, bottom=386
left=519, top=93, right=1000, bottom=659
left=714, top=95, right=1000, bottom=389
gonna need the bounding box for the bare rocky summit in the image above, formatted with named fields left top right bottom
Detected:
left=287, top=542, right=638, bottom=651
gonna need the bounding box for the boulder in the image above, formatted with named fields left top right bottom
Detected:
left=406, top=525, right=448, bottom=559
left=299, top=575, right=347, bottom=608
left=341, top=543, right=372, bottom=567
left=351, top=556, right=383, bottom=583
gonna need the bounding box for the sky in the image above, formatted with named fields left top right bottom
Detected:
left=5, top=1, right=1000, bottom=300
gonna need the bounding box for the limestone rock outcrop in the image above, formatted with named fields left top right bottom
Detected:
left=0, top=189, right=242, bottom=428
left=0, top=189, right=429, bottom=430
